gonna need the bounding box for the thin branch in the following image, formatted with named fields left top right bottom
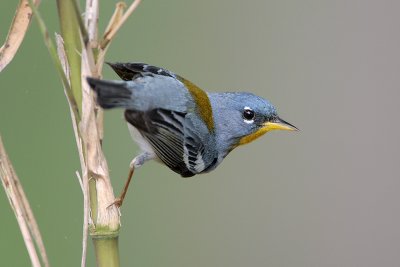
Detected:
left=96, top=2, right=125, bottom=70
left=76, top=171, right=89, bottom=267
left=99, top=0, right=141, bottom=49
left=76, top=171, right=84, bottom=192
left=17, top=172, right=50, bottom=267
left=56, top=33, right=90, bottom=267
left=0, top=0, right=41, bottom=72
left=72, top=0, right=89, bottom=45
left=84, top=0, right=99, bottom=48
left=0, top=135, right=49, bottom=267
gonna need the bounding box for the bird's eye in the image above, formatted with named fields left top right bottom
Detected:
left=243, top=108, right=255, bottom=121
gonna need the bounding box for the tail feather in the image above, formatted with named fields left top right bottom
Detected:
left=86, top=77, right=133, bottom=109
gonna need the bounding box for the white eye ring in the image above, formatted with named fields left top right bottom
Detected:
left=243, top=106, right=255, bottom=123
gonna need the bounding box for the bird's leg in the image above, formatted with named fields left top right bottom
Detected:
left=109, top=152, right=153, bottom=208
left=112, top=167, right=134, bottom=208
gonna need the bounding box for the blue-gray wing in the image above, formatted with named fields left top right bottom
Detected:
left=89, top=63, right=192, bottom=112
left=125, top=109, right=216, bottom=177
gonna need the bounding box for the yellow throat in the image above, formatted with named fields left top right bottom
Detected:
left=239, top=121, right=297, bottom=145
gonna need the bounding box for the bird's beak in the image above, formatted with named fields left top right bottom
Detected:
left=262, top=117, right=299, bottom=132
left=238, top=117, right=298, bottom=146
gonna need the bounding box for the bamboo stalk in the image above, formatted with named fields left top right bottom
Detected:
left=56, top=1, right=121, bottom=266
left=29, top=0, right=142, bottom=265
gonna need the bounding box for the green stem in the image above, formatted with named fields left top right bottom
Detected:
left=93, top=237, right=120, bottom=267
left=57, top=0, right=82, bottom=114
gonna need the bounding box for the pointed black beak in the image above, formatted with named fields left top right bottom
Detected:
left=274, top=117, right=299, bottom=131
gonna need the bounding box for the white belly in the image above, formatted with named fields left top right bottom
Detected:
left=127, top=124, right=157, bottom=158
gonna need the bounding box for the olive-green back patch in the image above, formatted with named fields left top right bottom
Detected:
left=178, top=76, right=215, bottom=132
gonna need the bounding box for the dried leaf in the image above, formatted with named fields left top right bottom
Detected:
left=0, top=0, right=41, bottom=72
left=0, top=135, right=49, bottom=267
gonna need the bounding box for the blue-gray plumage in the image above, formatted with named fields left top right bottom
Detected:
left=87, top=63, right=297, bottom=180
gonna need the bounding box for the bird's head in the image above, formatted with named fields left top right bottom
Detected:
left=211, top=92, right=298, bottom=150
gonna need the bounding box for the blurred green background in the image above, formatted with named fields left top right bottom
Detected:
left=1, top=0, right=399, bottom=266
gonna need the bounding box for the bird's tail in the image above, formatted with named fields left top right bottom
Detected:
left=86, top=77, right=133, bottom=109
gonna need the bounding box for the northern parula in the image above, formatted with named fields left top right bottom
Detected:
left=87, top=63, right=297, bottom=206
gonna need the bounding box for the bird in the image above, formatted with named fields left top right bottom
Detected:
left=87, top=62, right=298, bottom=207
